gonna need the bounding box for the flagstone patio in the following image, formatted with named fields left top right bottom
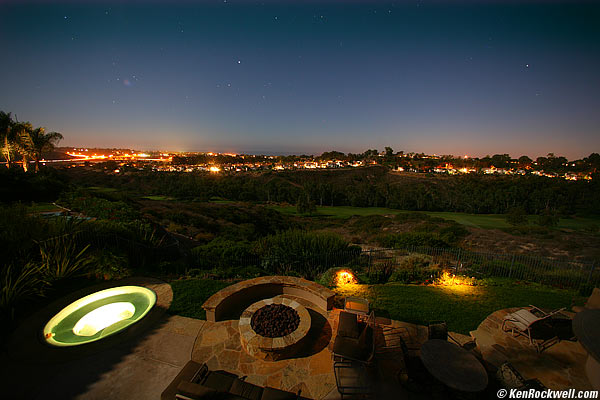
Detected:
left=470, top=308, right=594, bottom=391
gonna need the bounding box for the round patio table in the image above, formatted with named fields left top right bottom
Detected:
left=572, top=309, right=600, bottom=390
left=420, top=339, right=488, bottom=392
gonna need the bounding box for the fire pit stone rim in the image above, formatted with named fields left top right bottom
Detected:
left=239, top=297, right=311, bottom=360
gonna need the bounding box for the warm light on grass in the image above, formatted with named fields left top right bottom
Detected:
left=335, top=270, right=358, bottom=286
left=209, top=166, right=221, bottom=172
left=434, top=271, right=477, bottom=293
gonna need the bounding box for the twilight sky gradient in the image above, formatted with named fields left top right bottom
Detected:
left=1, top=1, right=599, bottom=158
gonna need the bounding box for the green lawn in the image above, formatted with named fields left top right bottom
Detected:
left=335, top=280, right=582, bottom=334
left=426, top=211, right=600, bottom=231
left=88, top=186, right=119, bottom=193
left=26, top=202, right=63, bottom=212
left=140, top=195, right=175, bottom=201
left=168, top=278, right=234, bottom=319
left=168, top=277, right=582, bottom=335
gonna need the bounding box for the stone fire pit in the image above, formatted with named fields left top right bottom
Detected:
left=239, top=298, right=311, bottom=361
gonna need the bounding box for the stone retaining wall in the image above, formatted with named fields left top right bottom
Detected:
left=202, top=276, right=335, bottom=322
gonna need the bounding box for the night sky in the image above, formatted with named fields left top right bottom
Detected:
left=1, top=1, right=599, bottom=159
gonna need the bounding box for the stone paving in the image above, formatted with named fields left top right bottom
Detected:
left=192, top=294, right=338, bottom=399
left=192, top=291, right=437, bottom=399
left=470, top=308, right=594, bottom=391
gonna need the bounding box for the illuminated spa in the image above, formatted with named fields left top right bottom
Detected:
left=43, top=286, right=156, bottom=347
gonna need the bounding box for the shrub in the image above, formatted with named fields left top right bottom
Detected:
left=59, top=189, right=139, bottom=221
left=389, top=254, right=443, bottom=284
left=506, top=206, right=528, bottom=226
left=296, top=193, right=316, bottom=215
left=367, top=259, right=396, bottom=283
left=257, top=230, right=360, bottom=279
left=190, top=238, right=257, bottom=270
left=0, top=263, right=47, bottom=321
left=317, top=267, right=359, bottom=287
left=38, top=236, right=94, bottom=281
left=350, top=215, right=392, bottom=233
left=437, top=225, right=470, bottom=244
left=536, top=211, right=559, bottom=227
left=393, top=212, right=429, bottom=223
left=89, top=250, right=131, bottom=280
left=376, top=232, right=452, bottom=248
left=0, top=203, right=48, bottom=264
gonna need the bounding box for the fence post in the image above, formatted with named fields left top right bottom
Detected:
left=369, top=249, right=373, bottom=276
left=587, top=262, right=596, bottom=285
left=456, top=248, right=462, bottom=273
left=508, top=254, right=516, bottom=278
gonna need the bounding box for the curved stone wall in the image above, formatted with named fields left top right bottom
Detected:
left=202, top=276, right=335, bottom=322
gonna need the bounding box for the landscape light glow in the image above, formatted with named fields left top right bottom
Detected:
left=336, top=270, right=358, bottom=286
left=43, top=286, right=156, bottom=347
left=434, top=272, right=476, bottom=293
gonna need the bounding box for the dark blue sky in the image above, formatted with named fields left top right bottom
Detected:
left=1, top=1, right=599, bottom=158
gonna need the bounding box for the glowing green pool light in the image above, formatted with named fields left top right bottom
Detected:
left=43, top=286, right=156, bottom=347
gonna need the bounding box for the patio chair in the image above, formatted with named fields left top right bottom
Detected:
left=333, top=360, right=373, bottom=399
left=502, top=305, right=566, bottom=352
left=344, top=296, right=369, bottom=316
left=333, top=310, right=376, bottom=364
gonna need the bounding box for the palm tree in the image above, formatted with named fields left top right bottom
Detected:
left=11, top=122, right=34, bottom=172
left=18, top=125, right=63, bottom=172
left=0, top=111, right=17, bottom=168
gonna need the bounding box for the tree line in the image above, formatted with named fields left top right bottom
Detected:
left=65, top=166, right=600, bottom=216
left=0, top=111, right=63, bottom=172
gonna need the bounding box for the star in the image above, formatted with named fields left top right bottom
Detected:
left=237, top=60, right=241, bottom=64
left=525, top=64, right=530, bottom=68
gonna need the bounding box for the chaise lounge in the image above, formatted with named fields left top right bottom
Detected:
left=161, top=361, right=302, bottom=400
left=502, top=305, right=567, bottom=352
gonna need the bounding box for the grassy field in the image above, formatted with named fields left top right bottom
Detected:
left=168, top=277, right=582, bottom=334
left=140, top=195, right=175, bottom=201
left=26, top=202, right=63, bottom=212
left=88, top=186, right=119, bottom=193
left=269, top=205, right=403, bottom=218
left=270, top=205, right=600, bottom=231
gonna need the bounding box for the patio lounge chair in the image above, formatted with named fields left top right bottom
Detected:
left=162, top=361, right=302, bottom=400
left=333, top=310, right=375, bottom=364
left=502, top=305, right=566, bottom=352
